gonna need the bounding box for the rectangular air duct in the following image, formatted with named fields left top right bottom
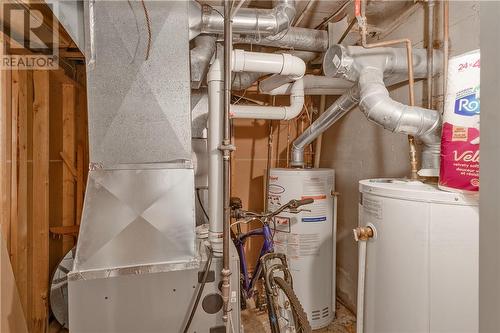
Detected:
left=70, top=1, right=198, bottom=322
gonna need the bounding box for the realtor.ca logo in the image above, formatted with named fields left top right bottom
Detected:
left=2, top=2, right=59, bottom=69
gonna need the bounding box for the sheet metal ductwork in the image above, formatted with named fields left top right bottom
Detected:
left=358, top=67, right=441, bottom=172
left=291, top=44, right=442, bottom=172
left=201, top=0, right=296, bottom=36
left=191, top=35, right=217, bottom=89
left=68, top=2, right=214, bottom=331
left=291, top=87, right=360, bottom=167
left=233, top=27, right=328, bottom=52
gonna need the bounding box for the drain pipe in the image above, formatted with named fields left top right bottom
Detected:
left=232, top=50, right=317, bottom=91
left=353, top=226, right=374, bottom=333
left=221, top=0, right=233, bottom=323
left=261, top=75, right=353, bottom=96
left=207, top=59, right=224, bottom=255
left=290, top=87, right=359, bottom=167
left=202, top=0, right=296, bottom=36
left=230, top=49, right=306, bottom=120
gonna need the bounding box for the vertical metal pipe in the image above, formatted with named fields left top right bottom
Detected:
left=221, top=0, right=233, bottom=323
left=426, top=0, right=435, bottom=109
left=314, top=95, right=326, bottom=168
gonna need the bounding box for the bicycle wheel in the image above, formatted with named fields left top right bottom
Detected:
left=268, top=276, right=312, bottom=333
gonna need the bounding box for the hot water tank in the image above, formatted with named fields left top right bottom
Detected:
left=358, top=179, right=478, bottom=333
left=268, top=168, right=336, bottom=329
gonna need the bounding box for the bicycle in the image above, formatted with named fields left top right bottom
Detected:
left=230, top=197, right=314, bottom=333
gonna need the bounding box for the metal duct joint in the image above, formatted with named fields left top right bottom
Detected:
left=324, top=44, right=442, bottom=81
left=234, top=27, right=328, bottom=52
left=191, top=35, right=217, bottom=89
left=290, top=87, right=359, bottom=167
left=202, top=0, right=295, bottom=36
left=358, top=67, right=441, bottom=174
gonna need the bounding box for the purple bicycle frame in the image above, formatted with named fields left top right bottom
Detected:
left=233, top=222, right=274, bottom=298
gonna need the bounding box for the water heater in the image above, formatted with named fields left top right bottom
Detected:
left=359, top=179, right=478, bottom=333
left=268, top=168, right=335, bottom=329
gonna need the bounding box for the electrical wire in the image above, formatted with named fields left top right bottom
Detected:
left=196, top=188, right=209, bottom=221
left=182, top=245, right=214, bottom=333
left=140, top=0, right=152, bottom=60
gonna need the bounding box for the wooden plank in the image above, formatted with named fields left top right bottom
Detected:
left=59, top=151, right=77, bottom=178
left=0, top=68, right=11, bottom=250
left=16, top=70, right=29, bottom=316
left=0, top=230, right=29, bottom=333
left=61, top=84, right=76, bottom=254
left=10, top=70, right=19, bottom=275
left=31, top=70, right=49, bottom=333
left=76, top=144, right=84, bottom=225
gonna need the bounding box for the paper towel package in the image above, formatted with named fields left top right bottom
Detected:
left=439, top=50, right=480, bottom=193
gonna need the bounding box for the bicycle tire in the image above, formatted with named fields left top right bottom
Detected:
left=270, top=276, right=312, bottom=333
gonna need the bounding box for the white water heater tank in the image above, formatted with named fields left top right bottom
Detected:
left=268, top=168, right=335, bottom=329
left=359, top=179, right=478, bottom=333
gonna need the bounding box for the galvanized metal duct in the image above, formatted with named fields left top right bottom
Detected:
left=358, top=67, right=441, bottom=173
left=202, top=0, right=295, bottom=36
left=260, top=75, right=353, bottom=96
left=233, top=27, right=328, bottom=52
left=291, top=45, right=442, bottom=170
left=323, top=44, right=442, bottom=81
left=290, top=87, right=359, bottom=166
left=191, top=35, right=217, bottom=89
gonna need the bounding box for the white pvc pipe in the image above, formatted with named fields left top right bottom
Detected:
left=230, top=49, right=306, bottom=120
left=262, top=75, right=354, bottom=96
left=232, top=49, right=305, bottom=79
left=231, top=79, right=304, bottom=120
left=357, top=238, right=368, bottom=333
left=207, top=58, right=224, bottom=255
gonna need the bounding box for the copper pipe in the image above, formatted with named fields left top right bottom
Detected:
left=358, top=0, right=419, bottom=179
left=426, top=0, right=435, bottom=109
left=286, top=120, right=291, bottom=168
left=443, top=0, right=449, bottom=105
left=353, top=226, right=374, bottom=241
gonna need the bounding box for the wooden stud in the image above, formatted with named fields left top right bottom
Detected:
left=61, top=84, right=76, bottom=253
left=0, top=68, right=11, bottom=250
left=16, top=70, right=29, bottom=316
left=76, top=144, right=84, bottom=226
left=10, top=70, right=19, bottom=278
left=31, top=70, right=49, bottom=332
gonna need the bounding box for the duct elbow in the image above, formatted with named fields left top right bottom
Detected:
left=273, top=0, right=296, bottom=33
left=358, top=67, right=442, bottom=174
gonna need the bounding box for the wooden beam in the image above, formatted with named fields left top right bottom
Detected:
left=0, top=68, right=11, bottom=249
left=76, top=144, right=84, bottom=225
left=31, top=70, right=49, bottom=332
left=15, top=69, right=29, bottom=316
left=10, top=69, right=19, bottom=277
left=61, top=84, right=76, bottom=254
